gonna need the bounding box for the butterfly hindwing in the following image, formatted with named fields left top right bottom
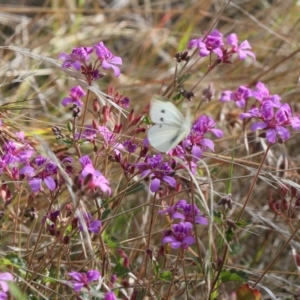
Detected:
left=148, top=124, right=190, bottom=153
left=148, top=124, right=182, bottom=153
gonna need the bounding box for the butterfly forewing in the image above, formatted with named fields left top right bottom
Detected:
left=148, top=95, right=191, bottom=152
left=150, top=96, right=184, bottom=126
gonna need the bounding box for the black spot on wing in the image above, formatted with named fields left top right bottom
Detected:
left=160, top=109, right=165, bottom=122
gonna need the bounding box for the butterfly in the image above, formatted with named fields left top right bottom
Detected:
left=147, top=95, right=191, bottom=153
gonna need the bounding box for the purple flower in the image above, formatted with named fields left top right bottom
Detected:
left=2, top=141, right=33, bottom=164
left=188, top=30, right=224, bottom=58
left=11, top=166, right=19, bottom=180
left=59, top=46, right=93, bottom=70
left=119, top=97, right=130, bottom=108
left=0, top=272, right=13, bottom=300
left=98, top=126, right=124, bottom=155
left=62, top=85, right=86, bottom=107
left=162, top=222, right=195, bottom=249
left=182, top=115, right=223, bottom=161
left=104, top=291, right=117, bottom=300
left=94, top=42, right=122, bottom=77
left=42, top=210, right=60, bottom=225
left=122, top=139, right=138, bottom=153
left=136, top=154, right=176, bottom=192
left=220, top=85, right=252, bottom=108
left=251, top=82, right=281, bottom=107
left=226, top=33, right=256, bottom=60
left=110, top=274, right=117, bottom=285
left=79, top=213, right=102, bottom=234
left=159, top=200, right=208, bottom=225
left=68, top=270, right=100, bottom=292
left=276, top=104, right=300, bottom=130
left=240, top=106, right=261, bottom=120
left=168, top=145, right=197, bottom=174
left=15, top=131, right=25, bottom=142
left=0, top=272, right=13, bottom=292
left=244, top=102, right=300, bottom=143
left=76, top=125, right=97, bottom=141
left=21, top=156, right=58, bottom=192
left=143, top=137, right=150, bottom=148
left=79, top=155, right=92, bottom=167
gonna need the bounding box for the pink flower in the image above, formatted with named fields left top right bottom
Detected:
left=104, top=291, right=117, bottom=300
left=220, top=85, right=252, bottom=108
left=80, top=155, right=112, bottom=195
left=0, top=272, right=13, bottom=299
left=188, top=30, right=224, bottom=58
left=252, top=82, right=281, bottom=107
left=226, top=33, right=255, bottom=60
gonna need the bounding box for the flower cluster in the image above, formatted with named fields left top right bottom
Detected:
left=59, top=42, right=122, bottom=78
left=0, top=138, right=33, bottom=180
left=188, top=30, right=255, bottom=62
left=221, top=81, right=300, bottom=143
left=0, top=133, right=60, bottom=195
left=182, top=115, right=223, bottom=162
left=59, top=42, right=123, bottom=131
left=136, top=154, right=176, bottom=192
left=21, top=155, right=58, bottom=192
left=159, top=200, right=208, bottom=249
left=59, top=42, right=123, bottom=124
left=0, top=131, right=112, bottom=197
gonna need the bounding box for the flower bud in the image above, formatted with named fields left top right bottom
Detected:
left=93, top=98, right=100, bottom=112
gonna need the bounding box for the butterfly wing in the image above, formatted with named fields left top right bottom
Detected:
left=148, top=95, right=191, bottom=152
left=148, top=123, right=190, bottom=153
left=150, top=95, right=185, bottom=126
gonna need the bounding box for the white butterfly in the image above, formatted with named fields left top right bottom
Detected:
left=147, top=95, right=191, bottom=153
